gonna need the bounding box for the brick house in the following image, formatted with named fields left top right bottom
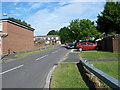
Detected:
left=0, top=18, right=35, bottom=55
left=34, top=35, right=61, bottom=45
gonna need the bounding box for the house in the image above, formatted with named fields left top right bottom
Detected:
left=34, top=35, right=61, bottom=45
left=0, top=18, right=35, bottom=55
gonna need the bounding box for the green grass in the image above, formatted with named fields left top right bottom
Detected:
left=80, top=50, right=119, bottom=59
left=51, top=62, right=88, bottom=88
left=89, top=61, right=120, bottom=80
left=14, top=47, right=54, bottom=58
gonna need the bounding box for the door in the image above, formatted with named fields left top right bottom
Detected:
left=81, top=43, right=88, bottom=50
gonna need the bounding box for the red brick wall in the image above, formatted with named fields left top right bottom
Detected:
left=2, top=21, right=34, bottom=55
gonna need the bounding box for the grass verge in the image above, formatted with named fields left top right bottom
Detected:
left=51, top=62, right=88, bottom=88
left=80, top=50, right=119, bottom=59
left=14, top=47, right=54, bottom=58
left=89, top=61, right=120, bottom=80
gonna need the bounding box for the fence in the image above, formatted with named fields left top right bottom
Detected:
left=80, top=59, right=120, bottom=89
left=101, top=34, right=120, bottom=53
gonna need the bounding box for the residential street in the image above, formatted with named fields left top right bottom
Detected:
left=1, top=46, right=70, bottom=88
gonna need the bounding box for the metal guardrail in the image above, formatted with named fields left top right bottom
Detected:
left=80, top=59, right=120, bottom=89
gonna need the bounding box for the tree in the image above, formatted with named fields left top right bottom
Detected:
left=68, top=19, right=80, bottom=41
left=59, top=27, right=73, bottom=43
left=47, top=30, right=59, bottom=35
left=69, top=19, right=102, bottom=41
left=96, top=2, right=120, bottom=34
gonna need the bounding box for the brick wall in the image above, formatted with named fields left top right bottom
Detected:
left=2, top=21, right=34, bottom=55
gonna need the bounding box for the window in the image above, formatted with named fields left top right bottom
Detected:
left=44, top=37, right=46, bottom=40
left=51, top=37, right=54, bottom=39
left=56, top=37, right=59, bottom=40
left=81, top=43, right=86, bottom=45
left=87, top=43, right=93, bottom=45
left=0, top=22, right=2, bottom=31
left=48, top=37, right=50, bottom=40
left=40, top=37, right=43, bottom=40
left=46, top=41, right=50, bottom=44
left=0, top=39, right=1, bottom=44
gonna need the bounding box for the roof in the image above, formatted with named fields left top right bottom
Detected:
left=0, top=18, right=35, bottom=31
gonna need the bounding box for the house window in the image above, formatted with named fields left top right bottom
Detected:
left=44, top=37, right=46, bottom=40
left=48, top=37, right=50, bottom=40
left=40, top=37, right=43, bottom=40
left=0, top=39, right=1, bottom=44
left=0, top=22, right=2, bottom=31
left=51, top=37, right=54, bottom=39
left=46, top=41, right=50, bottom=44
left=56, top=37, right=59, bottom=40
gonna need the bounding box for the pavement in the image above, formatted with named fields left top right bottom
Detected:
left=63, top=49, right=119, bottom=62
left=1, top=46, right=70, bottom=88
left=63, top=49, right=80, bottom=62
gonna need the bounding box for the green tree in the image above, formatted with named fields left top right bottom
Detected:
left=68, top=19, right=80, bottom=41
left=69, top=19, right=102, bottom=41
left=47, top=30, right=59, bottom=35
left=96, top=2, right=120, bottom=34
left=59, top=27, right=73, bottom=43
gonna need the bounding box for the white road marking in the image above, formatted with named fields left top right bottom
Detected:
left=0, top=64, right=24, bottom=75
left=36, top=55, right=48, bottom=61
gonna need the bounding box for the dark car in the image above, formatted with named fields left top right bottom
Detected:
left=76, top=42, right=97, bottom=51
left=65, top=43, right=75, bottom=49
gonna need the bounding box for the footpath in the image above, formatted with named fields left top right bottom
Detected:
left=63, top=49, right=119, bottom=62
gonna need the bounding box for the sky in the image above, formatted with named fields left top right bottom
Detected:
left=1, top=0, right=106, bottom=36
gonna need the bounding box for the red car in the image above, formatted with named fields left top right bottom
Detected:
left=76, top=42, right=97, bottom=51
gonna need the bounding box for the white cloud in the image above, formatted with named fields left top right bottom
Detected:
left=15, top=7, right=21, bottom=10
left=26, top=2, right=105, bottom=36
left=12, top=13, right=20, bottom=16
left=31, top=3, right=42, bottom=9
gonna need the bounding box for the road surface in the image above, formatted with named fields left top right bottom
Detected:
left=1, top=46, right=70, bottom=88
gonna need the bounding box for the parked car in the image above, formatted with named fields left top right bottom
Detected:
left=76, top=42, right=97, bottom=51
left=65, top=43, right=75, bottom=49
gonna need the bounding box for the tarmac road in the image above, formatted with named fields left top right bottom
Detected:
left=1, top=46, right=70, bottom=88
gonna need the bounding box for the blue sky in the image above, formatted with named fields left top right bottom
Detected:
left=1, top=1, right=106, bottom=36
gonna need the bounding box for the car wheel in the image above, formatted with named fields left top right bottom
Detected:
left=79, top=48, right=82, bottom=51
